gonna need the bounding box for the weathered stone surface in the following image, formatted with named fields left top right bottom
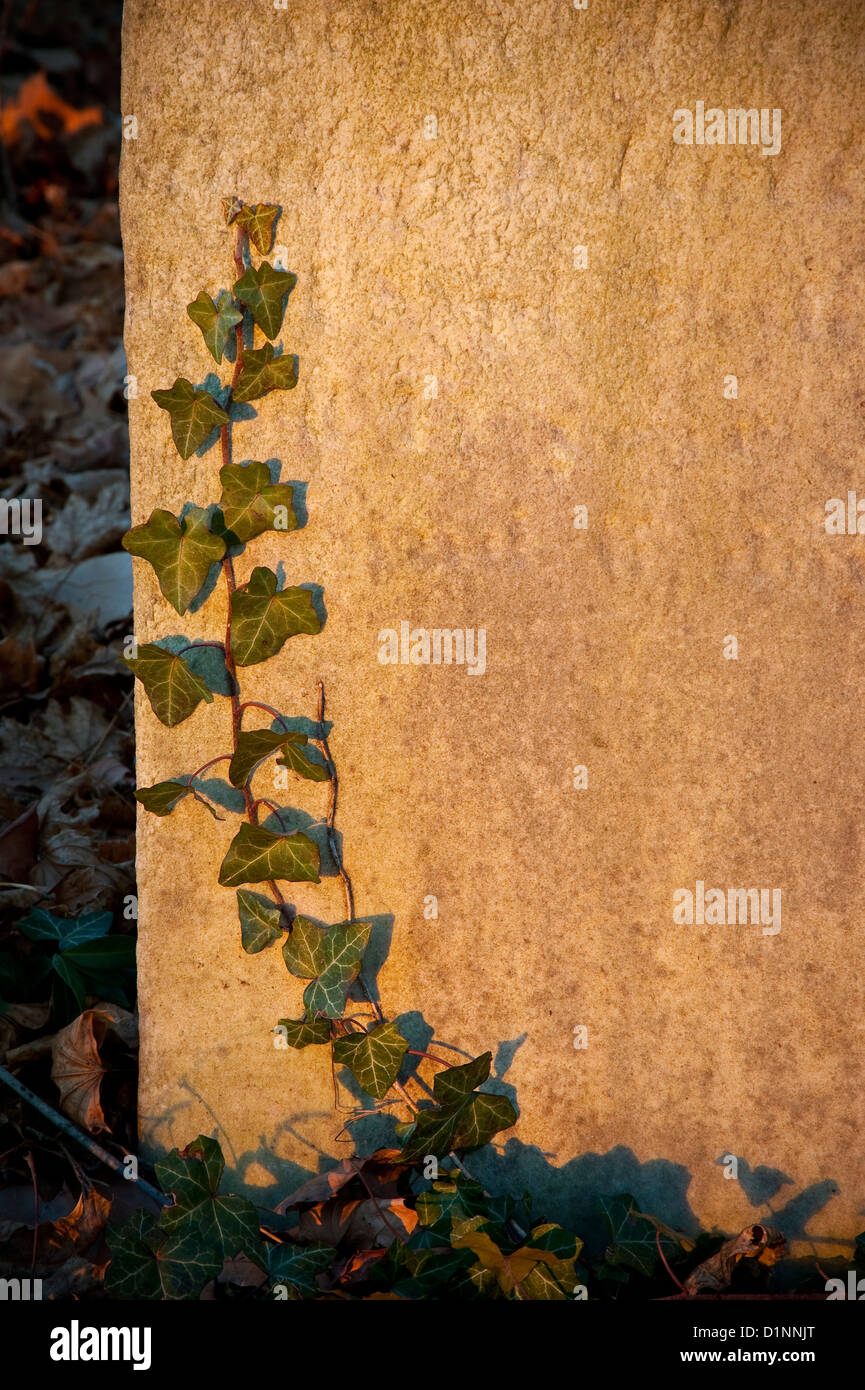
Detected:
left=122, top=0, right=865, bottom=1254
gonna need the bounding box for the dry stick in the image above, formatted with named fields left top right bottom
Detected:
left=25, top=1149, right=38, bottom=1278
left=0, top=1064, right=169, bottom=1207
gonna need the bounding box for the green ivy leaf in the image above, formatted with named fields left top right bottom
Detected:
left=122, top=506, right=226, bottom=614
left=217, top=461, right=297, bottom=543
left=276, top=734, right=328, bottom=782
left=186, top=289, right=242, bottom=364
left=232, top=344, right=299, bottom=403
left=151, top=378, right=229, bottom=459
left=266, top=1241, right=335, bottom=1295
left=18, top=909, right=112, bottom=948
left=232, top=262, right=296, bottom=339
left=218, top=824, right=320, bottom=888
left=236, top=889, right=283, bottom=953
left=400, top=1106, right=461, bottom=1163
left=281, top=915, right=327, bottom=978
left=298, top=920, right=372, bottom=1020
left=105, top=1209, right=222, bottom=1301
left=452, top=1092, right=517, bottom=1151
left=125, top=643, right=214, bottom=727
left=156, top=1135, right=262, bottom=1261
left=599, top=1193, right=663, bottom=1279
left=228, top=729, right=325, bottom=788
left=229, top=567, right=321, bottom=667
left=275, top=1017, right=331, bottom=1048
left=332, top=1021, right=409, bottom=1100
left=135, top=780, right=191, bottom=816
left=432, top=1052, right=491, bottom=1106
left=235, top=202, right=280, bottom=255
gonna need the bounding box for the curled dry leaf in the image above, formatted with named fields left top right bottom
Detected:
left=684, top=1223, right=787, bottom=1295
left=50, top=1002, right=138, bottom=1132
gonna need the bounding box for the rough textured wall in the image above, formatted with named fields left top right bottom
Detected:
left=121, top=0, right=865, bottom=1254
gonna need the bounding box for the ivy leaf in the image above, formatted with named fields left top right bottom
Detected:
left=400, top=1107, right=461, bottom=1164
left=151, top=378, right=229, bottom=459
left=433, top=1053, right=491, bottom=1106
left=228, top=729, right=324, bottom=788
left=217, top=461, right=297, bottom=543
left=122, top=506, right=225, bottom=614
left=235, top=202, right=280, bottom=255
left=300, top=920, right=372, bottom=1020
left=599, top=1193, right=663, bottom=1279
left=218, top=824, right=320, bottom=888
left=332, top=1021, right=409, bottom=1100
left=125, top=643, right=214, bottom=727
left=229, top=567, right=321, bottom=667
left=105, top=1209, right=222, bottom=1301
left=452, top=1092, right=517, bottom=1151
left=232, top=344, right=299, bottom=404
left=232, top=262, right=296, bottom=339
left=281, top=915, right=327, bottom=979
left=276, top=735, right=328, bottom=782
left=156, top=1135, right=262, bottom=1261
left=135, top=780, right=191, bottom=816
left=266, top=1242, right=335, bottom=1295
left=236, top=889, right=283, bottom=953
left=18, top=909, right=112, bottom=948
left=186, top=290, right=242, bottom=364
left=275, top=1017, right=331, bottom=1048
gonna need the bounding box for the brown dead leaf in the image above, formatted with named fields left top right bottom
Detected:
left=289, top=1195, right=416, bottom=1251
left=50, top=1003, right=137, bottom=1131
left=276, top=1148, right=409, bottom=1212
left=684, top=1223, right=787, bottom=1295
left=45, top=1188, right=112, bottom=1258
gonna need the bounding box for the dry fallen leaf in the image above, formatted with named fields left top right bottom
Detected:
left=684, top=1223, right=787, bottom=1295
left=49, top=1003, right=137, bottom=1131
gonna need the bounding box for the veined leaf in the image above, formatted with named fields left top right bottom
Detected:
left=186, top=289, right=242, bottom=364
left=217, top=461, right=297, bottom=543
left=433, top=1052, right=491, bottom=1106
left=236, top=888, right=283, bottom=953
left=266, top=1241, right=335, bottom=1295
left=151, top=378, right=228, bottom=459
left=232, top=344, right=298, bottom=403
left=284, top=919, right=372, bottom=1021
left=229, top=567, right=320, bottom=667
left=281, top=915, right=327, bottom=979
left=105, top=1209, right=222, bottom=1301
left=125, top=643, right=214, bottom=726
left=156, top=1135, right=262, bottom=1261
left=135, top=780, right=191, bottom=816
left=332, top=1021, right=409, bottom=1100
left=452, top=1092, right=517, bottom=1151
left=232, top=262, right=296, bottom=339
left=229, top=729, right=324, bottom=788
left=235, top=202, right=280, bottom=255
left=218, top=823, right=320, bottom=888
left=275, top=1017, right=331, bottom=1049
left=122, top=506, right=225, bottom=614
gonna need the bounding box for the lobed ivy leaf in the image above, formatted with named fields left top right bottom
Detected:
left=276, top=734, right=328, bottom=782
left=432, top=1052, right=491, bottom=1106
left=218, top=823, right=320, bottom=888
left=232, top=344, right=299, bottom=403
left=232, top=261, right=296, bottom=339
left=122, top=506, right=225, bottom=614
left=135, top=780, right=191, bottom=816
left=282, top=919, right=372, bottom=1021
left=125, top=643, right=214, bottom=727
left=452, top=1092, right=517, bottom=1151
left=275, top=1017, right=331, bottom=1048
left=332, top=1021, right=409, bottom=1100
left=228, top=729, right=325, bottom=788
left=266, top=1241, right=335, bottom=1295
left=217, top=461, right=297, bottom=543
left=156, top=1135, right=262, bottom=1262
left=599, top=1193, right=665, bottom=1279
left=151, top=378, right=229, bottom=459
left=105, top=1209, right=222, bottom=1301
left=186, top=289, right=242, bottom=364
left=18, top=909, right=112, bottom=948
left=235, top=202, right=280, bottom=255
left=229, top=567, right=321, bottom=667
left=236, top=888, right=283, bottom=953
